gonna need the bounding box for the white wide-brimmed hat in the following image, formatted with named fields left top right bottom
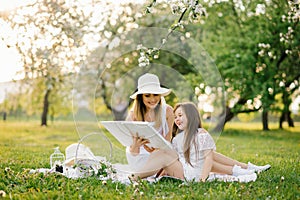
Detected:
left=64, top=143, right=105, bottom=167
left=130, top=73, right=171, bottom=99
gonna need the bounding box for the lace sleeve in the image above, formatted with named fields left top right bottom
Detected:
left=195, top=129, right=216, bottom=151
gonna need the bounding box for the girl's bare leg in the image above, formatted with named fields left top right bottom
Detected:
left=132, top=149, right=184, bottom=180
left=213, top=151, right=248, bottom=169
left=211, top=160, right=233, bottom=175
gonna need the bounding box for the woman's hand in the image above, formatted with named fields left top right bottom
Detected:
left=129, top=134, right=150, bottom=154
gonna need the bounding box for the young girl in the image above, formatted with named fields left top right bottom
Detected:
left=173, top=102, right=271, bottom=179
left=172, top=102, right=255, bottom=181
left=132, top=102, right=270, bottom=182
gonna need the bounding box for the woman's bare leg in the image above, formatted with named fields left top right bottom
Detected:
left=132, top=149, right=184, bottom=180
left=213, top=151, right=248, bottom=169
left=163, top=159, right=184, bottom=179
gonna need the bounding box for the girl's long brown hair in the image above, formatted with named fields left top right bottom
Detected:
left=173, top=102, right=202, bottom=166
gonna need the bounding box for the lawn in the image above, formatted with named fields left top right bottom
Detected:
left=0, top=120, right=299, bottom=199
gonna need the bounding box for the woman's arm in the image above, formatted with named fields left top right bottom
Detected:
left=126, top=111, right=142, bottom=154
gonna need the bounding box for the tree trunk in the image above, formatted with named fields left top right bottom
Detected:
left=112, top=107, right=128, bottom=121
left=262, top=110, right=269, bottom=130
left=99, top=77, right=130, bottom=121
left=279, top=113, right=284, bottom=129
left=279, top=110, right=294, bottom=128
left=3, top=112, right=7, bottom=121
left=41, top=89, right=50, bottom=126
left=213, top=106, right=235, bottom=133
left=279, top=89, right=294, bottom=128
left=287, top=112, right=295, bottom=127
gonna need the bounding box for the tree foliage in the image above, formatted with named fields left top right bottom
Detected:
left=3, top=0, right=95, bottom=125
left=0, top=0, right=299, bottom=130
left=183, top=0, right=299, bottom=130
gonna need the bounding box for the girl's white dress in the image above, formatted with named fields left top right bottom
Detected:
left=172, top=128, right=216, bottom=181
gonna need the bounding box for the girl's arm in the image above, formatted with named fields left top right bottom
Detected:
left=164, top=105, right=174, bottom=142
left=200, top=150, right=213, bottom=182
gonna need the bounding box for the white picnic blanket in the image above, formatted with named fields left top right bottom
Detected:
left=29, top=162, right=257, bottom=184
left=29, top=143, right=257, bottom=184
left=112, top=163, right=257, bottom=183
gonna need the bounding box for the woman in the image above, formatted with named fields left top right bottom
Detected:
left=126, top=73, right=174, bottom=172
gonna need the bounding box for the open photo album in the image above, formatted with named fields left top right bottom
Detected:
left=100, top=121, right=173, bottom=150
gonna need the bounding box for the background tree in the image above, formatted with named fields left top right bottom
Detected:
left=82, top=2, right=144, bottom=120
left=4, top=0, right=92, bottom=126
left=183, top=0, right=299, bottom=130
left=254, top=0, right=299, bottom=130
left=83, top=1, right=198, bottom=120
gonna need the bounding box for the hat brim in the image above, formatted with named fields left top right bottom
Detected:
left=64, top=156, right=100, bottom=167
left=130, top=88, right=171, bottom=99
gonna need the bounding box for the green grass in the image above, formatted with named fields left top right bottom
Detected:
left=0, top=121, right=299, bottom=199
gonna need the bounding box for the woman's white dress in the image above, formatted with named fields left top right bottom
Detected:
left=126, top=98, right=169, bottom=171
left=172, top=128, right=216, bottom=181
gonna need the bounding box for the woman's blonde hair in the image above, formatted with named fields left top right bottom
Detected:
left=132, top=94, right=162, bottom=129
left=173, top=102, right=202, bottom=166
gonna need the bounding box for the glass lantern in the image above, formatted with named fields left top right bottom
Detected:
left=50, top=147, right=65, bottom=169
